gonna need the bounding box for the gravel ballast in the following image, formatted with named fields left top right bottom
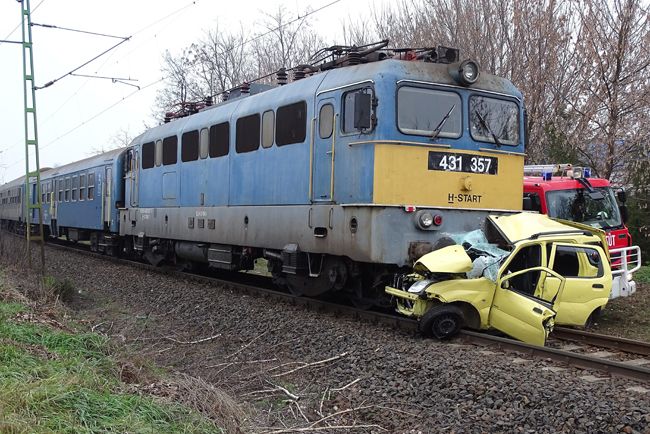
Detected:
left=5, top=240, right=650, bottom=434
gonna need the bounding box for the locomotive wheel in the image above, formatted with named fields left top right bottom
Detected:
left=420, top=305, right=465, bottom=339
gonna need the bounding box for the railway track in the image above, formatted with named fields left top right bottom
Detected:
left=12, top=233, right=650, bottom=383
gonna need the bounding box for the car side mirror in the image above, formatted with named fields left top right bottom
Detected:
left=501, top=280, right=510, bottom=289
left=354, top=92, right=372, bottom=130
left=617, top=188, right=627, bottom=203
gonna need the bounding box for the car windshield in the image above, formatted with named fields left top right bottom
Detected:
left=545, top=187, right=622, bottom=230
left=469, top=95, right=519, bottom=146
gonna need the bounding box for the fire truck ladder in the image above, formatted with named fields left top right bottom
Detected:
left=20, top=0, right=46, bottom=271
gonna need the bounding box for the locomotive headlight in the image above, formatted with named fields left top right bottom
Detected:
left=419, top=212, right=434, bottom=228
left=457, top=59, right=480, bottom=85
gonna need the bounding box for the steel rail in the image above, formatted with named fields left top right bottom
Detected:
left=459, top=330, right=650, bottom=382
left=14, top=233, right=649, bottom=383
left=552, top=327, right=650, bottom=357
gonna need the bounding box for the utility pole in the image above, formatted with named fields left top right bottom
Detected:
left=19, top=0, right=46, bottom=272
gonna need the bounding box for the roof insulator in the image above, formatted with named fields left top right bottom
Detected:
left=277, top=68, right=288, bottom=86
left=240, top=82, right=250, bottom=94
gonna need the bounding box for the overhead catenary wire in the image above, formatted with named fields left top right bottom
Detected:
left=30, top=22, right=128, bottom=40
left=0, top=0, right=48, bottom=44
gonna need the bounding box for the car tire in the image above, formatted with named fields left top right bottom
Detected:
left=420, top=304, right=465, bottom=339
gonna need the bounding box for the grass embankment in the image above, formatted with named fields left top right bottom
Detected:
left=593, top=265, right=650, bottom=341
left=0, top=285, right=221, bottom=433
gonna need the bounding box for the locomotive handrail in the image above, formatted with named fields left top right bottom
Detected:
left=347, top=140, right=451, bottom=148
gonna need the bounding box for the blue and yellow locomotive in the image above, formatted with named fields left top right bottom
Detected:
left=1, top=42, right=526, bottom=306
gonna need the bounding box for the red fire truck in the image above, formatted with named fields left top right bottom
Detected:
left=523, top=164, right=641, bottom=298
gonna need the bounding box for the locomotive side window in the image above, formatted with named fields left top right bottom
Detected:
left=79, top=173, right=86, bottom=201
left=397, top=87, right=462, bottom=138
left=342, top=88, right=374, bottom=133
left=65, top=177, right=71, bottom=202
left=142, top=141, right=155, bottom=169
left=162, top=136, right=178, bottom=165
left=276, top=101, right=306, bottom=146
left=88, top=173, right=95, bottom=200
left=262, top=110, right=275, bottom=148
left=319, top=104, right=334, bottom=139
left=199, top=128, right=209, bottom=159
left=155, top=139, right=163, bottom=167
left=181, top=130, right=199, bottom=162
left=236, top=114, right=260, bottom=153
left=209, top=122, right=229, bottom=157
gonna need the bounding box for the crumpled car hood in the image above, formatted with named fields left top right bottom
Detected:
left=414, top=245, right=473, bottom=274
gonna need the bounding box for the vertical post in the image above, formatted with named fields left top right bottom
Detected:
left=20, top=0, right=46, bottom=273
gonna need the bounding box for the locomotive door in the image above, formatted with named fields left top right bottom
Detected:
left=129, top=149, right=139, bottom=207
left=104, top=167, right=112, bottom=225
left=312, top=97, right=337, bottom=202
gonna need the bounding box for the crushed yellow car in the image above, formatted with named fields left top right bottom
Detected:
left=386, top=213, right=612, bottom=345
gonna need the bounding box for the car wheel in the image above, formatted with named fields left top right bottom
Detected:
left=420, top=305, right=465, bottom=339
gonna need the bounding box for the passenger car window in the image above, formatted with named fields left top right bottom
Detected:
left=65, top=177, right=71, bottom=201
left=181, top=130, right=199, bottom=162
left=236, top=114, right=260, bottom=153
left=79, top=174, right=86, bottom=201
left=199, top=128, right=209, bottom=159
left=209, top=122, right=229, bottom=157
left=87, top=173, right=95, bottom=200
left=276, top=101, right=306, bottom=146
left=342, top=88, right=374, bottom=133
left=552, top=245, right=603, bottom=278
left=162, top=136, right=178, bottom=165
left=319, top=104, right=334, bottom=139
left=142, top=142, right=155, bottom=169
left=262, top=110, right=275, bottom=148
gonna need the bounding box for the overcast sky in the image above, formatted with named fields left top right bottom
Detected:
left=0, top=0, right=384, bottom=183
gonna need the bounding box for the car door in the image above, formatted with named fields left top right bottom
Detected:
left=542, top=243, right=611, bottom=326
left=489, top=266, right=563, bottom=346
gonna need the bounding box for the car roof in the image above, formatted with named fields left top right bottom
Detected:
left=488, top=213, right=600, bottom=245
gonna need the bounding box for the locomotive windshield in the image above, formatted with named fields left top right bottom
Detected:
left=469, top=96, right=519, bottom=146
left=545, top=187, right=623, bottom=230
left=397, top=87, right=462, bottom=137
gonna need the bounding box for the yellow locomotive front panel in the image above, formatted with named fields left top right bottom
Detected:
left=373, top=144, right=523, bottom=210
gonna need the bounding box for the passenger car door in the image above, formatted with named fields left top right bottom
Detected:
left=543, top=243, right=611, bottom=326
left=489, top=266, right=564, bottom=346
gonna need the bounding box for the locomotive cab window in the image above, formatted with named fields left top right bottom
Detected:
left=276, top=101, right=306, bottom=146
left=236, top=114, right=260, bottom=153
left=181, top=130, right=199, bottom=162
left=343, top=88, right=374, bottom=133
left=199, top=128, right=209, bottom=159
left=162, top=136, right=178, bottom=165
left=142, top=141, right=155, bottom=169
left=397, top=87, right=462, bottom=138
left=262, top=110, right=274, bottom=148
left=209, top=122, right=229, bottom=157
left=469, top=95, right=519, bottom=146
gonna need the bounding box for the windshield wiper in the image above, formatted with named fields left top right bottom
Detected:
left=474, top=109, right=502, bottom=147
left=430, top=104, right=456, bottom=141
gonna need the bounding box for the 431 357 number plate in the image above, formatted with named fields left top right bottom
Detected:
left=427, top=151, right=498, bottom=175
